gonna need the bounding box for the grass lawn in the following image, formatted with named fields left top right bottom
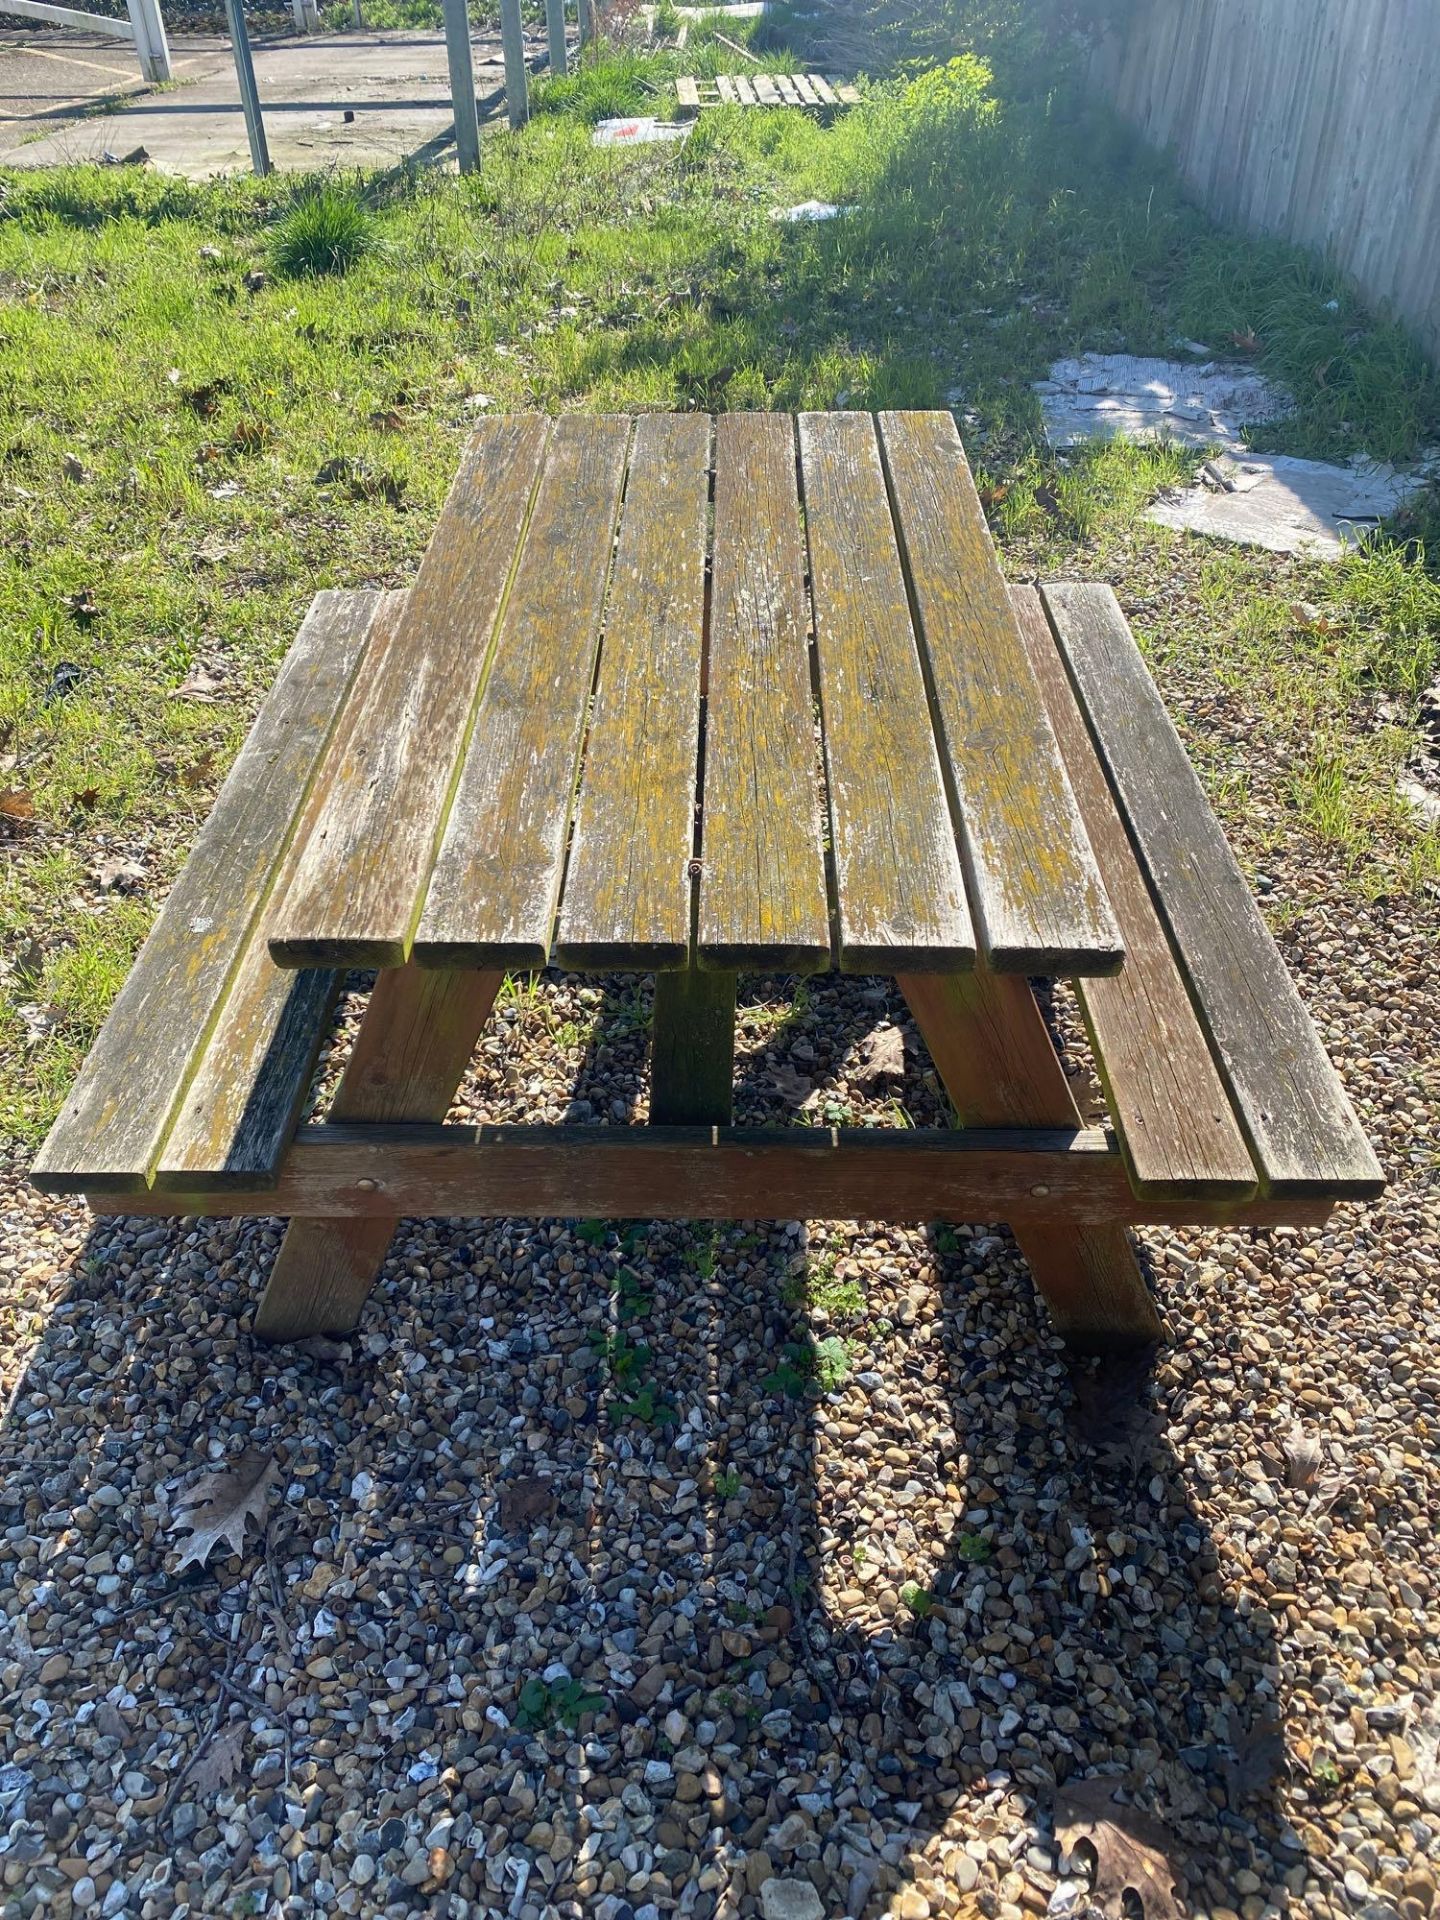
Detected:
left=2, top=29, right=1438, bottom=1148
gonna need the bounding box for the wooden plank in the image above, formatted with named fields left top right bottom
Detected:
left=790, top=74, right=819, bottom=106
left=773, top=73, right=799, bottom=104
left=733, top=74, right=757, bottom=105
left=798, top=412, right=973, bottom=972
left=253, top=963, right=502, bottom=1339
left=716, top=73, right=738, bottom=102
left=1043, top=582, right=1384, bottom=1198
left=753, top=72, right=779, bottom=105
left=650, top=969, right=736, bottom=1125
left=32, top=590, right=379, bottom=1195
left=268, top=416, right=550, bottom=969
left=552, top=413, right=709, bottom=970
left=699, top=412, right=831, bottom=972
left=156, top=964, right=340, bottom=1191
left=158, top=592, right=410, bottom=1190
left=97, top=1122, right=1335, bottom=1230
left=1011, top=587, right=1257, bottom=1199
left=414, top=415, right=631, bottom=968
left=675, top=74, right=700, bottom=109
left=807, top=72, right=837, bottom=104
left=878, top=410, right=1122, bottom=977
left=900, top=968, right=1162, bottom=1348
left=834, top=82, right=860, bottom=104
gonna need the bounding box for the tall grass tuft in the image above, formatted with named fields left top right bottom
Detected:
left=270, top=185, right=375, bottom=279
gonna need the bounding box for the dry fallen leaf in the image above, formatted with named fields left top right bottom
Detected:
left=1231, top=327, right=1261, bottom=354
left=1223, top=1718, right=1287, bottom=1803
left=74, top=786, right=100, bottom=812
left=188, top=1718, right=247, bottom=1796
left=175, top=664, right=226, bottom=702
left=1055, top=1777, right=1183, bottom=1920
left=499, top=1475, right=556, bottom=1531
left=854, top=1024, right=906, bottom=1088
left=169, top=1449, right=279, bottom=1571
left=1283, top=1423, right=1324, bottom=1488
left=180, top=753, right=217, bottom=790
left=231, top=418, right=271, bottom=451
left=1289, top=600, right=1338, bottom=636
left=768, top=1062, right=814, bottom=1106
left=0, top=788, right=35, bottom=823
left=61, top=452, right=90, bottom=482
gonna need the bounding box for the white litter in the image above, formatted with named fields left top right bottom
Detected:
left=1034, top=352, right=1292, bottom=449
left=1148, top=452, right=1429, bottom=558
left=591, top=116, right=691, bottom=146
left=769, top=200, right=853, bottom=222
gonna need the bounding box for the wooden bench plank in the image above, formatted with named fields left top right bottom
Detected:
left=155, top=593, right=409, bottom=1190
left=773, top=73, right=799, bottom=104
left=104, top=1122, right=1335, bottom=1230
left=716, top=73, right=737, bottom=102
left=790, top=74, right=818, bottom=105
left=675, top=74, right=700, bottom=108
left=799, top=412, right=973, bottom=972
left=834, top=82, right=860, bottom=105
left=32, top=590, right=379, bottom=1194
left=879, top=410, right=1122, bottom=976
left=1011, top=586, right=1258, bottom=1199
left=552, top=414, right=710, bottom=970
left=268, top=416, right=550, bottom=968
left=734, top=73, right=758, bottom=105
left=808, top=72, right=837, bottom=104
left=753, top=72, right=779, bottom=104
left=699, top=412, right=831, bottom=972
left=1044, top=581, right=1384, bottom=1198
left=414, top=415, right=631, bottom=967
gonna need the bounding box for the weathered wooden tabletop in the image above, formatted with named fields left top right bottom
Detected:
left=266, top=410, right=1123, bottom=983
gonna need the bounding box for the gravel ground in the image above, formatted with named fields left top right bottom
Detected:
left=2, top=574, right=1438, bottom=1920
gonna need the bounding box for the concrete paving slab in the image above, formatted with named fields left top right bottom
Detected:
left=0, top=25, right=549, bottom=173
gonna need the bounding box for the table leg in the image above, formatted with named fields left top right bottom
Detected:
left=253, top=963, right=503, bottom=1341
left=898, top=969, right=1162, bottom=1350
left=649, top=966, right=737, bottom=1126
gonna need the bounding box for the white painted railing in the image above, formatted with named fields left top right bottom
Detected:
left=0, top=0, right=172, bottom=80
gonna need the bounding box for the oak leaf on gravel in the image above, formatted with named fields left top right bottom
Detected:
left=169, top=1449, right=279, bottom=1571
left=853, top=1024, right=906, bottom=1088
left=1055, top=1776, right=1183, bottom=1920
left=188, top=1718, right=246, bottom=1796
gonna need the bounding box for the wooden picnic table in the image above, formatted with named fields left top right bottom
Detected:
left=32, top=412, right=1383, bottom=1352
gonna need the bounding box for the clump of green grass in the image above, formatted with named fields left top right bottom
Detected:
left=269, top=185, right=376, bottom=279
left=534, top=51, right=667, bottom=125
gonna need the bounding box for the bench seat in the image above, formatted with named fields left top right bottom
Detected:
left=31, top=591, right=396, bottom=1196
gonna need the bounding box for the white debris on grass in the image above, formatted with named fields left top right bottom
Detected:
left=591, top=116, right=691, bottom=146
left=1035, top=352, right=1293, bottom=449
left=1149, top=451, right=1431, bottom=558
left=769, top=199, right=854, bottom=222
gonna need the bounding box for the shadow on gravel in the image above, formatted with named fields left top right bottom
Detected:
left=3, top=985, right=1294, bottom=1920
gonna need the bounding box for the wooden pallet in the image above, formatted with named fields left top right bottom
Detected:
left=675, top=72, right=860, bottom=112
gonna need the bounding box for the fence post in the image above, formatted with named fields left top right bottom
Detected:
left=124, top=0, right=172, bottom=81
left=499, top=0, right=527, bottom=127
left=290, top=0, right=322, bottom=30
left=578, top=0, right=594, bottom=50
left=544, top=0, right=566, bottom=77
left=441, top=0, right=480, bottom=174
left=222, top=0, right=271, bottom=177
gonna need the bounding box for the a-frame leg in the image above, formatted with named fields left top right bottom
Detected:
left=253, top=964, right=502, bottom=1341
left=898, top=968, right=1162, bottom=1351
left=649, top=966, right=737, bottom=1126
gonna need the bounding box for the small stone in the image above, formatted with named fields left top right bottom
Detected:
left=348, top=1856, right=375, bottom=1887
left=759, top=1879, right=825, bottom=1920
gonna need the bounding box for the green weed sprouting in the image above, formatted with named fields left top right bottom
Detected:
left=270, top=185, right=376, bottom=279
